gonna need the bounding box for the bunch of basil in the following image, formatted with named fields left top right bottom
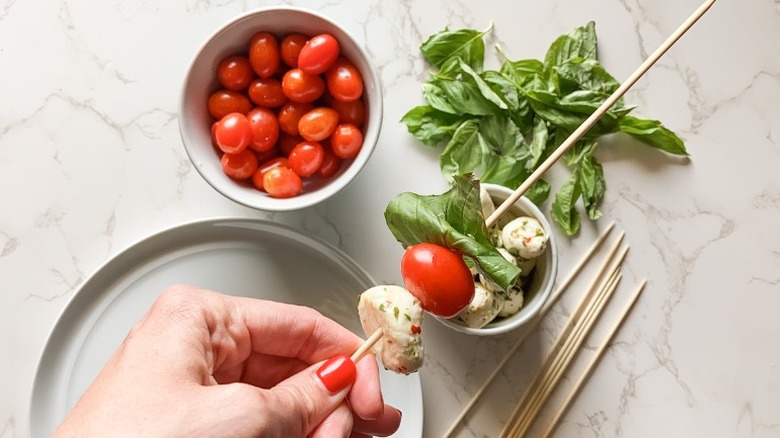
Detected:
left=401, top=22, right=688, bottom=235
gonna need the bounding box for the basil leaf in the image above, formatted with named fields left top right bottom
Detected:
left=401, top=105, right=466, bottom=147
left=456, top=59, right=508, bottom=110
left=619, top=116, right=689, bottom=156
left=551, top=172, right=582, bottom=236
left=525, top=179, right=551, bottom=206
left=427, top=77, right=502, bottom=116
left=529, top=117, right=549, bottom=168
left=553, top=58, right=619, bottom=95
left=479, top=115, right=528, bottom=156
left=422, top=82, right=459, bottom=114
left=577, top=149, right=605, bottom=220
left=563, top=139, right=597, bottom=166
left=420, top=26, right=490, bottom=71
left=544, top=21, right=597, bottom=78
left=481, top=70, right=521, bottom=112
left=500, top=58, right=544, bottom=87
left=440, top=120, right=488, bottom=178
left=384, top=174, right=522, bottom=291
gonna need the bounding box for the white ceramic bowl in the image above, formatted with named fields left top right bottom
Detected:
left=178, top=7, right=382, bottom=211
left=439, top=183, right=558, bottom=336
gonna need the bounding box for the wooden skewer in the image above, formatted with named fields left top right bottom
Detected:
left=486, top=0, right=718, bottom=227
left=354, top=0, right=715, bottom=380
left=351, top=327, right=383, bottom=362
left=540, top=279, right=647, bottom=438
left=503, top=249, right=626, bottom=437
left=498, top=244, right=626, bottom=436
left=441, top=222, right=615, bottom=438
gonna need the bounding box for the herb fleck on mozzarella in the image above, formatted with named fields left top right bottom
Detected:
left=358, top=285, right=424, bottom=374
left=501, top=216, right=549, bottom=259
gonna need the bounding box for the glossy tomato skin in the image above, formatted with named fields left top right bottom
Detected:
left=214, top=113, right=251, bottom=154
left=330, top=123, right=363, bottom=159
left=249, top=32, right=280, bottom=79
left=298, top=34, right=340, bottom=75
left=277, top=102, right=314, bottom=135
left=328, top=98, right=366, bottom=127
left=298, top=107, right=339, bottom=142
left=317, top=148, right=341, bottom=178
left=400, top=243, right=475, bottom=318
left=217, top=55, right=255, bottom=91
left=277, top=132, right=304, bottom=156
left=280, top=33, right=308, bottom=68
left=251, top=157, right=289, bottom=191
left=326, top=58, right=364, bottom=102
left=288, top=141, right=324, bottom=177
left=248, top=78, right=287, bottom=108
left=263, top=166, right=303, bottom=198
left=208, top=90, right=252, bottom=119
left=246, top=108, right=279, bottom=152
left=281, top=68, right=325, bottom=103
left=221, top=149, right=258, bottom=180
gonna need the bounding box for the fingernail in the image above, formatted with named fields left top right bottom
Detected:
left=316, top=354, right=356, bottom=393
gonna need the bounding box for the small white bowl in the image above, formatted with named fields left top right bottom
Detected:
left=178, top=7, right=382, bottom=211
left=439, top=183, right=558, bottom=336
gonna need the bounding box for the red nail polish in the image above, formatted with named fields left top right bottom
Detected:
left=316, top=354, right=356, bottom=393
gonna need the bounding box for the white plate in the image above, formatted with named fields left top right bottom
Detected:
left=30, top=218, right=423, bottom=437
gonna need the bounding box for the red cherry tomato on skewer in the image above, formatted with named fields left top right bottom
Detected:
left=400, top=243, right=475, bottom=318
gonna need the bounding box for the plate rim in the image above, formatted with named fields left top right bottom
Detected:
left=29, top=216, right=423, bottom=437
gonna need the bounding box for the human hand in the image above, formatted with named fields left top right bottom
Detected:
left=53, top=285, right=402, bottom=438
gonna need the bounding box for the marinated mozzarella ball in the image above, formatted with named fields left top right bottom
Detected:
left=358, top=285, right=424, bottom=374
left=458, top=283, right=504, bottom=328
left=501, top=216, right=548, bottom=259
left=498, top=287, right=525, bottom=317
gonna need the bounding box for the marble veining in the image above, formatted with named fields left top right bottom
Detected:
left=3, top=0, right=780, bottom=437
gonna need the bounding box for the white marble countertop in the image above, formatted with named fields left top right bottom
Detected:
left=3, top=0, right=780, bottom=436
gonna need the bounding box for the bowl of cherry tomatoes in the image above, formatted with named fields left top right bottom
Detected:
left=179, top=7, right=381, bottom=211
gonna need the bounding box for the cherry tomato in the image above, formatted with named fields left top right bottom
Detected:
left=288, top=141, right=324, bottom=177
left=298, top=107, right=339, bottom=142
left=248, top=78, right=287, bottom=108
left=330, top=124, right=363, bottom=159
left=249, top=32, right=280, bottom=79
left=214, top=113, right=251, bottom=154
left=317, top=148, right=341, bottom=178
left=246, top=108, right=279, bottom=152
left=400, top=243, right=475, bottom=318
left=217, top=55, right=255, bottom=91
left=221, top=149, right=258, bottom=180
left=278, top=132, right=304, bottom=156
left=263, top=166, right=303, bottom=198
left=208, top=90, right=252, bottom=119
left=329, top=98, right=366, bottom=127
left=251, top=157, right=289, bottom=191
left=326, top=58, right=364, bottom=102
left=280, top=33, right=308, bottom=68
left=298, top=33, right=340, bottom=75
left=282, top=68, right=325, bottom=103
left=210, top=122, right=218, bottom=146
left=277, top=102, right=314, bottom=135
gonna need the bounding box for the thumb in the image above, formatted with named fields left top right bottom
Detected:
left=261, top=354, right=356, bottom=437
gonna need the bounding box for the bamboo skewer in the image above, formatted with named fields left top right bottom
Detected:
left=354, top=0, right=715, bottom=394
left=500, top=246, right=627, bottom=437
left=486, top=0, right=718, bottom=227
left=507, top=268, right=623, bottom=437
left=441, top=222, right=615, bottom=438
left=540, top=279, right=647, bottom=438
